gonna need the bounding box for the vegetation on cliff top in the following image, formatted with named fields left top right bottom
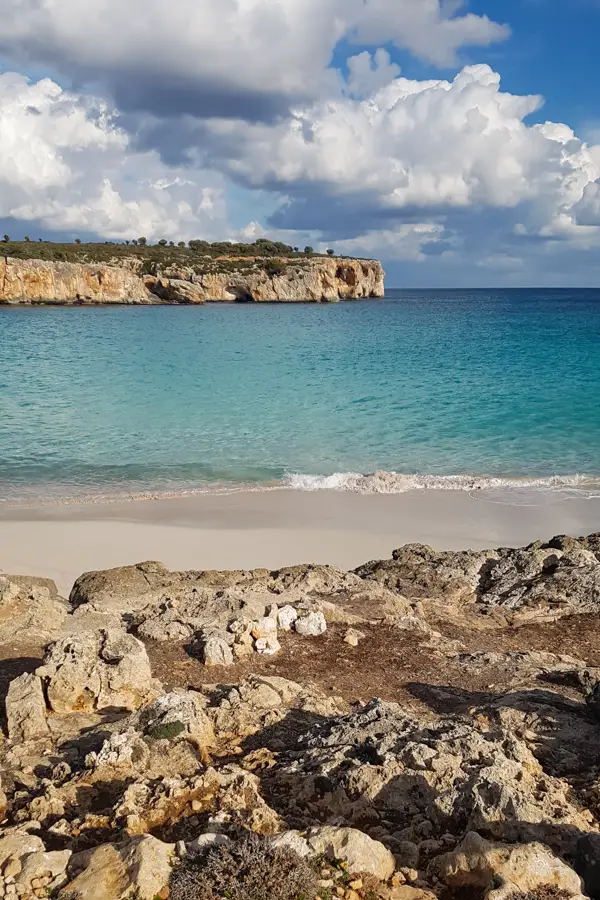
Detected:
left=0, top=237, right=347, bottom=268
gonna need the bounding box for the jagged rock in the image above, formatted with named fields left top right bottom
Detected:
left=5, top=673, right=50, bottom=742
left=255, top=635, right=282, bottom=655
left=206, top=675, right=347, bottom=741
left=430, top=832, right=586, bottom=900
left=59, top=836, right=174, bottom=900
left=295, top=611, right=327, bottom=636
left=202, top=635, right=234, bottom=667
left=17, top=849, right=72, bottom=895
left=131, top=691, right=216, bottom=752
left=272, top=699, right=594, bottom=855
left=37, top=629, right=163, bottom=714
left=0, top=832, right=45, bottom=868
left=86, top=728, right=151, bottom=770
left=0, top=574, right=68, bottom=643
left=358, top=535, right=600, bottom=621
left=278, top=605, right=298, bottom=631
left=306, top=826, right=396, bottom=879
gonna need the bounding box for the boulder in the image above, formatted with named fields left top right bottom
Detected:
left=430, top=832, right=585, bottom=900
left=60, top=836, right=174, bottom=900
left=5, top=672, right=50, bottom=742
left=0, top=574, right=68, bottom=643
left=202, top=635, right=234, bottom=667
left=18, top=849, right=72, bottom=895
left=131, top=691, right=216, bottom=752
left=277, top=605, right=298, bottom=631
left=306, top=826, right=395, bottom=880
left=37, top=629, right=163, bottom=714
left=0, top=832, right=45, bottom=868
left=295, top=611, right=327, bottom=636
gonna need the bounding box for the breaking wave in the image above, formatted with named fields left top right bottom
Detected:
left=284, top=470, right=599, bottom=496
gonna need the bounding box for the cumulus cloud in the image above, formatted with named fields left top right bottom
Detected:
left=0, top=0, right=508, bottom=119
left=0, top=72, right=229, bottom=240
left=188, top=64, right=600, bottom=260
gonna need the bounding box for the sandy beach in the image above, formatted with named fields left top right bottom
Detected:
left=3, top=487, right=600, bottom=597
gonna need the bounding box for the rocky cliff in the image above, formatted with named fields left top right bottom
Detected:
left=0, top=255, right=384, bottom=304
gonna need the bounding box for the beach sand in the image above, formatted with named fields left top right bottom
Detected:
left=3, top=487, right=600, bottom=598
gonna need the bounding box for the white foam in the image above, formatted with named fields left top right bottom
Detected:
left=284, top=470, right=598, bottom=496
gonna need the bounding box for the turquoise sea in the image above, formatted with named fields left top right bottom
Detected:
left=2, top=289, right=600, bottom=502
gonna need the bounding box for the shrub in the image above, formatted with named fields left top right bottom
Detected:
left=264, top=258, right=287, bottom=277
left=169, top=834, right=318, bottom=900
left=138, top=237, right=147, bottom=246
left=327, top=249, right=334, bottom=256
left=147, top=720, right=186, bottom=741
left=304, top=246, right=313, bottom=256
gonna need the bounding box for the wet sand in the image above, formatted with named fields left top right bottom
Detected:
left=2, top=487, right=600, bottom=597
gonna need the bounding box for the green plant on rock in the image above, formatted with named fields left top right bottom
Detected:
left=147, top=720, right=186, bottom=741
left=169, top=834, right=319, bottom=900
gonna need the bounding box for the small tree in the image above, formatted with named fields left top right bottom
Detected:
left=132, top=239, right=138, bottom=246
left=178, top=241, right=185, bottom=248
left=169, top=240, right=175, bottom=247
left=74, top=238, right=81, bottom=244
left=327, top=248, right=334, bottom=256
left=2, top=235, right=9, bottom=242
left=158, top=239, right=168, bottom=246
left=293, top=247, right=299, bottom=253
left=304, top=245, right=314, bottom=256
left=125, top=240, right=130, bottom=245
left=138, top=237, right=147, bottom=246
left=24, top=236, right=30, bottom=242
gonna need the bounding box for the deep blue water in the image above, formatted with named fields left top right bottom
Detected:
left=1, top=288, right=600, bottom=501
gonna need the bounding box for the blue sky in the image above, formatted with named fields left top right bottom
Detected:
left=1, top=0, right=600, bottom=286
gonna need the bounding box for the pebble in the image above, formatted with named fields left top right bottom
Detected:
left=344, top=629, right=365, bottom=647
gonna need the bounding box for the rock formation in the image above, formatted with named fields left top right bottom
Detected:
left=0, top=255, right=385, bottom=304
left=4, top=532, right=600, bottom=899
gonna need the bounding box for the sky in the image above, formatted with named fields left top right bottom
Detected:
left=1, top=0, right=600, bottom=286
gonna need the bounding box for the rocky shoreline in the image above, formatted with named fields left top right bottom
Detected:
left=0, top=256, right=385, bottom=304
left=2, top=533, right=600, bottom=898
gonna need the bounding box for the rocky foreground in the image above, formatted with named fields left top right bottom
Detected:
left=0, top=256, right=384, bottom=304
left=3, top=534, right=600, bottom=898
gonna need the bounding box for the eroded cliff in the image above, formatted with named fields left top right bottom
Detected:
left=0, top=255, right=384, bottom=304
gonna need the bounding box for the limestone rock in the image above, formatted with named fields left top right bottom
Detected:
left=60, top=836, right=174, bottom=900
left=18, top=849, right=72, bottom=894
left=0, top=832, right=45, bottom=868
left=344, top=628, right=365, bottom=647
left=131, top=691, right=216, bottom=751
left=277, top=605, right=298, bottom=631
left=306, top=826, right=395, bottom=880
left=202, top=635, right=234, bottom=667
left=37, top=629, right=163, bottom=713
left=5, top=672, right=50, bottom=742
left=430, top=832, right=585, bottom=900
left=295, top=611, right=327, bottom=636
left=0, top=256, right=384, bottom=305
left=0, top=574, right=68, bottom=643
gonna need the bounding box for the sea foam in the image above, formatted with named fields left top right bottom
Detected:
left=284, top=470, right=596, bottom=495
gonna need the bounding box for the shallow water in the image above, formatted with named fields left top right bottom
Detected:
left=2, top=288, right=600, bottom=501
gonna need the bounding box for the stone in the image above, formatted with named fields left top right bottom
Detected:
left=5, top=673, right=50, bottom=743
left=36, top=629, right=163, bottom=714
left=344, top=628, right=365, bottom=647
left=306, top=827, right=395, bottom=880
left=251, top=617, right=278, bottom=640
left=270, top=831, right=312, bottom=858
left=0, top=834, right=45, bottom=869
left=255, top=636, right=282, bottom=655
left=131, top=691, right=216, bottom=752
left=430, top=832, right=585, bottom=900
left=0, top=575, right=68, bottom=643
left=59, top=836, right=174, bottom=900
left=17, top=851, right=71, bottom=894
left=277, top=605, right=298, bottom=631
left=202, top=636, right=234, bottom=667
left=295, top=611, right=327, bottom=636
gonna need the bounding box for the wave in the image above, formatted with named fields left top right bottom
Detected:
left=283, top=470, right=599, bottom=495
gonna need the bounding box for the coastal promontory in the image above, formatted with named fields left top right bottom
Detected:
left=0, top=239, right=384, bottom=304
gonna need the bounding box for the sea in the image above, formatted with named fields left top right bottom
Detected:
left=2, top=288, right=600, bottom=504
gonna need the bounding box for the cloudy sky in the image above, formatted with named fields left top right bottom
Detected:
left=1, top=0, right=600, bottom=286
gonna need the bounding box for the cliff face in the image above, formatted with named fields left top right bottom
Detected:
left=0, top=256, right=384, bottom=304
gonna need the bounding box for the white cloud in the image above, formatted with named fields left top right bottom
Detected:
left=0, top=0, right=509, bottom=118
left=0, top=73, right=229, bottom=240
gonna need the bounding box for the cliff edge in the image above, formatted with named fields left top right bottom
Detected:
left=0, top=255, right=385, bottom=304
